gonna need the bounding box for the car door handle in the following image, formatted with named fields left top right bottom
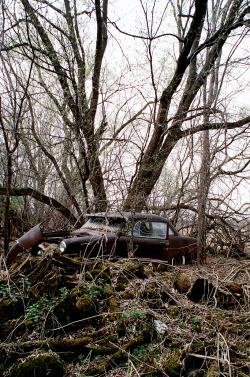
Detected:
left=160, top=241, right=169, bottom=246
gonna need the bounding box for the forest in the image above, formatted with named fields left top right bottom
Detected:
left=0, top=0, right=249, bottom=375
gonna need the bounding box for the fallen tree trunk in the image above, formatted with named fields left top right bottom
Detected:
left=88, top=327, right=152, bottom=375
left=174, top=272, right=244, bottom=308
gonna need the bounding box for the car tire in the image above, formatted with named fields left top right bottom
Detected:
left=171, top=255, right=185, bottom=265
left=30, top=243, right=40, bottom=256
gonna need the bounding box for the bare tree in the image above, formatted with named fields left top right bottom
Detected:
left=123, top=0, right=250, bottom=210
left=0, top=54, right=34, bottom=252
left=3, top=0, right=109, bottom=211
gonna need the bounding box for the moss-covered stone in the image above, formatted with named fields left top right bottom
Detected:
left=75, top=295, right=94, bottom=313
left=52, top=283, right=97, bottom=326
left=120, top=290, right=136, bottom=299
left=204, top=363, right=220, bottom=377
left=85, top=267, right=111, bottom=284
left=0, top=298, right=24, bottom=321
left=3, top=351, right=65, bottom=377
left=232, top=371, right=249, bottom=377
left=2, top=317, right=34, bottom=341
left=122, top=263, right=148, bottom=279
left=169, top=306, right=180, bottom=318
left=163, top=352, right=182, bottom=376
left=190, top=341, right=205, bottom=353
left=174, top=272, right=194, bottom=293
left=115, top=275, right=128, bottom=291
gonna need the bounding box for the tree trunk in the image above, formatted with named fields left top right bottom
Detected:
left=3, top=154, right=12, bottom=254
left=197, top=128, right=210, bottom=262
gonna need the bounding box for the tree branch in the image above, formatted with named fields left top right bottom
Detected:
left=0, top=187, right=77, bottom=224
left=182, top=116, right=250, bottom=137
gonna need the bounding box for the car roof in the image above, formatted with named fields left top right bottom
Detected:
left=86, top=212, right=171, bottom=223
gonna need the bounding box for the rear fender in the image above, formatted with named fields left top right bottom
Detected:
left=6, top=224, right=44, bottom=265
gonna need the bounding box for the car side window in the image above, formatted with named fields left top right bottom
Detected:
left=168, top=226, right=174, bottom=235
left=127, top=221, right=166, bottom=239
left=127, top=221, right=151, bottom=236
left=151, top=222, right=167, bottom=238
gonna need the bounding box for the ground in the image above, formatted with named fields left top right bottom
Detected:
left=0, top=252, right=249, bottom=377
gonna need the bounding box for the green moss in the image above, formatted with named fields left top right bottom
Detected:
left=106, top=335, right=117, bottom=343
left=115, top=275, right=128, bottom=291
left=163, top=352, right=182, bottom=376
left=104, top=284, right=113, bottom=295
left=0, top=298, right=24, bottom=320
left=53, top=283, right=97, bottom=326
left=86, top=344, right=117, bottom=355
left=204, top=363, right=220, bottom=377
left=4, top=351, right=65, bottom=377
left=120, top=290, right=135, bottom=299
left=88, top=328, right=151, bottom=375
left=115, top=282, right=125, bottom=291
left=232, top=371, right=249, bottom=377
left=75, top=295, right=95, bottom=314
left=123, top=263, right=148, bottom=279
left=85, top=268, right=111, bottom=284
left=190, top=341, right=205, bottom=352
left=108, top=295, right=118, bottom=312
left=169, top=307, right=180, bottom=318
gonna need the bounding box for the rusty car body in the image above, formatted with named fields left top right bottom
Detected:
left=59, top=212, right=197, bottom=264
left=7, top=213, right=197, bottom=265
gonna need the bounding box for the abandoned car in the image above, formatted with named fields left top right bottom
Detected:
left=7, top=213, right=197, bottom=265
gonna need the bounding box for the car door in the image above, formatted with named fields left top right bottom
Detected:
left=168, top=226, right=188, bottom=264
left=125, top=220, right=169, bottom=261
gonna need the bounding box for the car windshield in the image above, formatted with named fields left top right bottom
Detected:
left=82, top=217, right=124, bottom=232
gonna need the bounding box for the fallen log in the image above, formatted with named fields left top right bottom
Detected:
left=174, top=272, right=244, bottom=308
left=88, top=327, right=152, bottom=375
left=0, top=328, right=113, bottom=359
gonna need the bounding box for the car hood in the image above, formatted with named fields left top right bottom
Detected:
left=71, top=227, right=114, bottom=237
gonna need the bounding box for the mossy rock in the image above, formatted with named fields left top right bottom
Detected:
left=2, top=317, right=34, bottom=341
left=3, top=351, right=65, bottom=377
left=204, top=363, right=220, bottom=377
left=122, top=263, right=148, bottom=279
left=169, top=306, right=180, bottom=318
left=0, top=298, right=24, bottom=321
left=120, top=290, right=136, bottom=299
left=0, top=299, right=25, bottom=339
left=75, top=294, right=95, bottom=313
left=53, top=284, right=96, bottom=326
left=115, top=282, right=126, bottom=291
left=140, top=282, right=173, bottom=308
left=190, top=341, right=205, bottom=353
left=85, top=268, right=111, bottom=284
left=115, top=275, right=128, bottom=291
left=163, top=352, right=182, bottom=376
left=232, top=371, right=249, bottom=377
